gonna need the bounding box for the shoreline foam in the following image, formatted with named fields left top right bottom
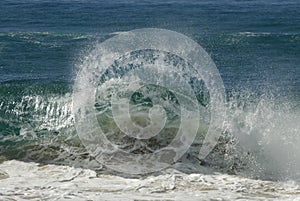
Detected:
left=0, top=160, right=299, bottom=201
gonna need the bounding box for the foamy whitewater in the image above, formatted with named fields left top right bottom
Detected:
left=1, top=43, right=299, bottom=200
left=0, top=160, right=299, bottom=200
left=1, top=0, right=300, bottom=200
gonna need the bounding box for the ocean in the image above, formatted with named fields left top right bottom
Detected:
left=0, top=0, right=299, bottom=200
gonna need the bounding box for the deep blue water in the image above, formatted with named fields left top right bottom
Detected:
left=0, top=0, right=299, bottom=180
left=1, top=0, right=299, bottom=97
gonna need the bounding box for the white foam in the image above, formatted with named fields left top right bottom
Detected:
left=0, top=160, right=299, bottom=200
left=226, top=94, right=300, bottom=181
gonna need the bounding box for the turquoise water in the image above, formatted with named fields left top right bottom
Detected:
left=0, top=0, right=299, bottom=181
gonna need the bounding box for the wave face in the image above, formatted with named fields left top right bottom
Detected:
left=0, top=56, right=299, bottom=182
